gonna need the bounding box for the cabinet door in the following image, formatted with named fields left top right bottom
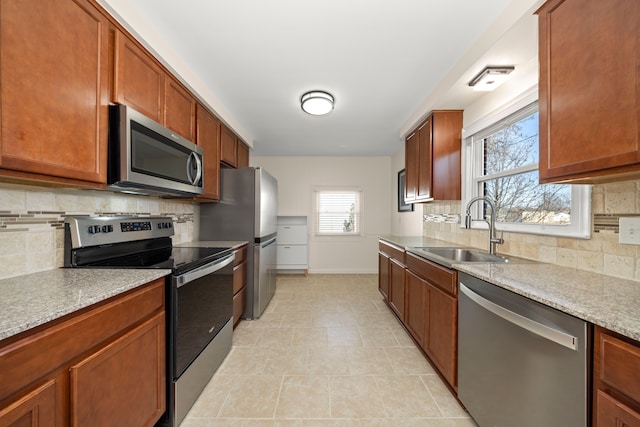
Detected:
left=195, top=104, right=221, bottom=201
left=417, top=117, right=433, bottom=201
left=220, top=124, right=238, bottom=167
left=538, top=0, right=640, bottom=183
left=404, top=132, right=418, bottom=202
left=233, top=286, right=247, bottom=328
left=233, top=260, right=247, bottom=294
left=113, top=30, right=165, bottom=123
left=165, top=77, right=196, bottom=141
left=405, top=270, right=427, bottom=347
left=389, top=259, right=406, bottom=321
left=432, top=111, right=462, bottom=200
left=70, top=312, right=165, bottom=427
left=0, top=0, right=109, bottom=184
left=378, top=252, right=390, bottom=300
left=597, top=390, right=640, bottom=427
left=0, top=380, right=56, bottom=427
left=238, top=141, right=250, bottom=168
left=425, top=283, right=457, bottom=388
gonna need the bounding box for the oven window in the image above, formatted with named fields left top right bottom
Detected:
left=171, top=259, right=233, bottom=378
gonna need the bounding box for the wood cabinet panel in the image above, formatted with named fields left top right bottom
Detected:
left=597, top=390, right=640, bottom=427
left=238, top=141, right=250, bottom=168
left=233, top=261, right=247, bottom=295
left=417, top=118, right=433, bottom=200
left=404, top=111, right=462, bottom=202
left=389, top=259, right=406, bottom=321
left=164, top=78, right=196, bottom=141
left=537, top=0, right=640, bottom=183
left=233, top=286, right=247, bottom=328
left=379, top=241, right=405, bottom=264
left=220, top=124, right=238, bottom=168
left=0, top=0, right=109, bottom=184
left=404, top=132, right=418, bottom=202
left=425, top=283, right=457, bottom=388
left=113, top=30, right=165, bottom=123
left=405, top=270, right=427, bottom=347
left=431, top=111, right=463, bottom=200
left=195, top=104, right=221, bottom=201
left=70, top=312, right=165, bottom=427
left=594, top=326, right=640, bottom=425
left=406, top=252, right=457, bottom=296
left=0, top=380, right=56, bottom=427
left=378, top=252, right=390, bottom=300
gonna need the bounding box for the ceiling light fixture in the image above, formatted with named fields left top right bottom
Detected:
left=468, top=66, right=515, bottom=92
left=300, top=91, right=334, bottom=116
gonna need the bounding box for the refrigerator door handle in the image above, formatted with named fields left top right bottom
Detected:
left=261, top=237, right=277, bottom=248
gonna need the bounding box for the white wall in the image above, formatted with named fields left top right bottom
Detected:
left=250, top=156, right=391, bottom=274
left=390, top=145, right=423, bottom=236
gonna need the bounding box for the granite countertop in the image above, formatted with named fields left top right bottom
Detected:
left=0, top=268, right=170, bottom=342
left=380, top=235, right=640, bottom=342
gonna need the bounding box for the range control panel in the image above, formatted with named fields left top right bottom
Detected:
left=65, top=216, right=175, bottom=248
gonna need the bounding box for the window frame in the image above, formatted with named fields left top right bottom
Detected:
left=313, top=188, right=363, bottom=237
left=461, top=90, right=591, bottom=239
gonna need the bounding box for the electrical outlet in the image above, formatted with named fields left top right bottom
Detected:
left=619, top=217, right=640, bottom=245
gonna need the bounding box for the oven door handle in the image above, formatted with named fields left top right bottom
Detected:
left=175, top=253, right=235, bottom=288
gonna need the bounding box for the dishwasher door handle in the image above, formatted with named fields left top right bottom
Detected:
left=459, top=282, right=578, bottom=350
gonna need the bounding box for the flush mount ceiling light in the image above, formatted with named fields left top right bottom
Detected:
left=300, top=91, right=334, bottom=116
left=468, top=66, right=515, bottom=92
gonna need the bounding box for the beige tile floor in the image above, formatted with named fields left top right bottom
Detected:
left=181, top=274, right=477, bottom=427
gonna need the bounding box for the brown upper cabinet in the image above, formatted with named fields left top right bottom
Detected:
left=113, top=30, right=197, bottom=141
left=113, top=30, right=165, bottom=124
left=164, top=78, right=197, bottom=142
left=220, top=124, right=239, bottom=168
left=405, top=110, right=463, bottom=202
left=195, top=104, right=221, bottom=201
left=0, top=0, right=110, bottom=185
left=237, top=141, right=250, bottom=168
left=537, top=0, right=640, bottom=184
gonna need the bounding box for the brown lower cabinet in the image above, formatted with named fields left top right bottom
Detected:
left=378, top=240, right=458, bottom=391
left=0, top=278, right=166, bottom=427
left=594, top=325, right=640, bottom=426
left=233, top=244, right=248, bottom=328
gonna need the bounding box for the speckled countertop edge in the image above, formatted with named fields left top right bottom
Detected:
left=0, top=268, right=170, bottom=342
left=380, top=235, right=640, bottom=342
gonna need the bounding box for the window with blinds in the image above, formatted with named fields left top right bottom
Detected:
left=315, top=190, right=361, bottom=235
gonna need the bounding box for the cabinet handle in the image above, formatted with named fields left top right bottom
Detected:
left=283, top=226, right=291, bottom=229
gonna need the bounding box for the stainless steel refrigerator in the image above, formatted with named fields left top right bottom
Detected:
left=199, top=167, right=278, bottom=319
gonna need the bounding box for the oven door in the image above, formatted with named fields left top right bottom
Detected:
left=169, top=253, right=234, bottom=379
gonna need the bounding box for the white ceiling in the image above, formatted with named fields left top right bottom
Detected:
left=101, top=0, right=542, bottom=157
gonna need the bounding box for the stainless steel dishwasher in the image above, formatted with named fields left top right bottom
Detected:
left=458, top=272, right=589, bottom=427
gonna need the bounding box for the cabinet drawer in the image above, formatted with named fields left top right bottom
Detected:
left=277, top=245, right=308, bottom=265
left=277, top=225, right=307, bottom=244
left=379, top=241, right=405, bottom=264
left=406, top=252, right=456, bottom=296
left=598, top=329, right=640, bottom=404
left=597, top=390, right=640, bottom=427
left=234, top=245, right=247, bottom=266
left=233, top=261, right=246, bottom=294
left=233, top=286, right=246, bottom=327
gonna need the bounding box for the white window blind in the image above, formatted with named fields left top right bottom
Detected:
left=315, top=190, right=361, bottom=235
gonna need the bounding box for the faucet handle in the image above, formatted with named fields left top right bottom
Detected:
left=492, top=230, right=504, bottom=245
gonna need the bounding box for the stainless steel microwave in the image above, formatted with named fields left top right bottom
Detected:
left=108, top=104, right=204, bottom=197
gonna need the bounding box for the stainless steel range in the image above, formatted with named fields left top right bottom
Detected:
left=64, top=216, right=234, bottom=427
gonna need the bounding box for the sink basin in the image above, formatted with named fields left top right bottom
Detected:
left=410, top=247, right=509, bottom=267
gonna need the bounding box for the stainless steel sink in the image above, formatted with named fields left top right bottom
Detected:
left=409, top=247, right=509, bottom=267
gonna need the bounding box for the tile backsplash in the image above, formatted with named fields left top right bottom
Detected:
left=422, top=180, right=640, bottom=282
left=0, top=182, right=198, bottom=280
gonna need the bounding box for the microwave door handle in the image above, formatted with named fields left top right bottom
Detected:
left=186, top=152, right=202, bottom=185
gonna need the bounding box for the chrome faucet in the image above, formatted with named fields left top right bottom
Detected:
left=465, top=196, right=504, bottom=255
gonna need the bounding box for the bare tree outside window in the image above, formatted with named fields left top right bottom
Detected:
left=476, top=111, right=571, bottom=225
